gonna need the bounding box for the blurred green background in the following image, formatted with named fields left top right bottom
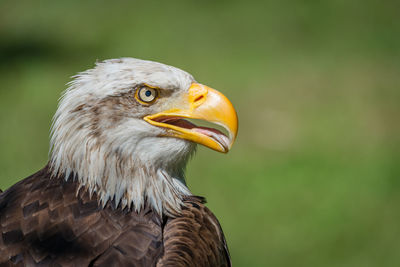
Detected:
left=1, top=0, right=399, bottom=266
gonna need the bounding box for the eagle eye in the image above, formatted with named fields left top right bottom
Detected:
left=136, top=86, right=158, bottom=104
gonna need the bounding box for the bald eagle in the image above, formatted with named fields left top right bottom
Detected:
left=0, top=58, right=238, bottom=266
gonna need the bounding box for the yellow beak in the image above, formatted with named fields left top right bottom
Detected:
left=144, top=83, right=238, bottom=153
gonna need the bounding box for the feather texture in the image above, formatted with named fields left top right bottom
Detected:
left=0, top=165, right=231, bottom=266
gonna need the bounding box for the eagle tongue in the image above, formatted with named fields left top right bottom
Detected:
left=160, top=118, right=229, bottom=150
left=192, top=127, right=230, bottom=150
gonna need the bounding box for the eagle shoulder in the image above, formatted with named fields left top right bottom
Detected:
left=157, top=196, right=231, bottom=267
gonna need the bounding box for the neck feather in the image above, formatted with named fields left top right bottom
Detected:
left=49, top=147, right=193, bottom=216
left=49, top=113, right=195, bottom=216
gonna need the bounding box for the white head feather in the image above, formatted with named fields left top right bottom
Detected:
left=50, top=58, right=197, bottom=216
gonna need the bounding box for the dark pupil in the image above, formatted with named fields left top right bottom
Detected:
left=145, top=90, right=152, bottom=97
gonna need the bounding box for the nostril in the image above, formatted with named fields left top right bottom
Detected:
left=194, top=95, right=204, bottom=102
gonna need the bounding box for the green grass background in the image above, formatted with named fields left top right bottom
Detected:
left=1, top=0, right=399, bottom=266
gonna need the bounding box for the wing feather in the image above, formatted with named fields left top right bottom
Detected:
left=0, top=166, right=164, bottom=266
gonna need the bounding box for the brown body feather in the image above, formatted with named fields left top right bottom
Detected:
left=0, top=166, right=230, bottom=266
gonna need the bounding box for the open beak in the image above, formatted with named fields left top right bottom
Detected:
left=144, top=83, right=238, bottom=153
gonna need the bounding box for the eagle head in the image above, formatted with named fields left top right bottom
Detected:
left=50, top=58, right=238, bottom=216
